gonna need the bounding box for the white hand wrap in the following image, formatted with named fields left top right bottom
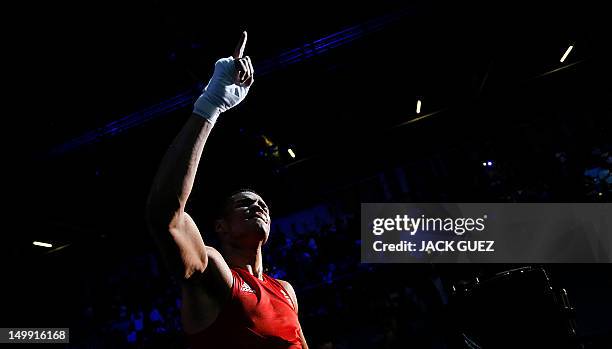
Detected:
left=193, top=57, right=251, bottom=124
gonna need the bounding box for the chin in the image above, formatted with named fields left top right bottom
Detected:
left=256, top=225, right=270, bottom=244
left=255, top=226, right=269, bottom=242
left=244, top=222, right=268, bottom=241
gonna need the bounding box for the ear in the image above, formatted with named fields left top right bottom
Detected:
left=215, top=218, right=227, bottom=235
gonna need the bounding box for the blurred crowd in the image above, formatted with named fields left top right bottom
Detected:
left=66, top=141, right=610, bottom=349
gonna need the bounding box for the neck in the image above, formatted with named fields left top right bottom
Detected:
left=225, top=242, right=264, bottom=280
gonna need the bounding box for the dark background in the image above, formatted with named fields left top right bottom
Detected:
left=3, top=1, right=611, bottom=348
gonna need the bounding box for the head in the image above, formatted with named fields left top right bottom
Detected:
left=215, top=189, right=271, bottom=250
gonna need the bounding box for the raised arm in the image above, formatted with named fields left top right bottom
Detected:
left=146, top=32, right=254, bottom=280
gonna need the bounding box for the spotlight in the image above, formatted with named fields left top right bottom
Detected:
left=416, top=100, right=422, bottom=114
left=560, top=45, right=574, bottom=63
left=288, top=148, right=296, bottom=158
left=33, top=241, right=53, bottom=248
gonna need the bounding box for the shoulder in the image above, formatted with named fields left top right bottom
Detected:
left=276, top=279, right=299, bottom=313
left=183, top=246, right=234, bottom=297
left=276, top=279, right=295, bottom=293
left=179, top=249, right=236, bottom=334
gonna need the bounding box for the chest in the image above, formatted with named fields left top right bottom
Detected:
left=234, top=280, right=298, bottom=327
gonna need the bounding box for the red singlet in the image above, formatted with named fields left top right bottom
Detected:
left=187, top=267, right=303, bottom=349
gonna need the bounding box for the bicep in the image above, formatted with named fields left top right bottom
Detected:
left=149, top=207, right=232, bottom=291
left=180, top=214, right=233, bottom=292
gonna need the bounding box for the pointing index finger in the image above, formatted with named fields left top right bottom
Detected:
left=233, top=31, right=248, bottom=59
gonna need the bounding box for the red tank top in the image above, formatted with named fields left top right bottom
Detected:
left=186, top=267, right=303, bottom=349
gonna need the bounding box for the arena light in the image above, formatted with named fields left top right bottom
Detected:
left=560, top=45, right=573, bottom=63
left=47, top=8, right=415, bottom=158
left=33, top=241, right=53, bottom=248
left=416, top=100, right=422, bottom=114
left=262, top=135, right=274, bottom=147
left=288, top=148, right=296, bottom=158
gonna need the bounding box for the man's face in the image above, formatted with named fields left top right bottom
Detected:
left=216, top=191, right=271, bottom=247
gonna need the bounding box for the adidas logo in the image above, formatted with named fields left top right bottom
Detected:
left=240, top=282, right=256, bottom=294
